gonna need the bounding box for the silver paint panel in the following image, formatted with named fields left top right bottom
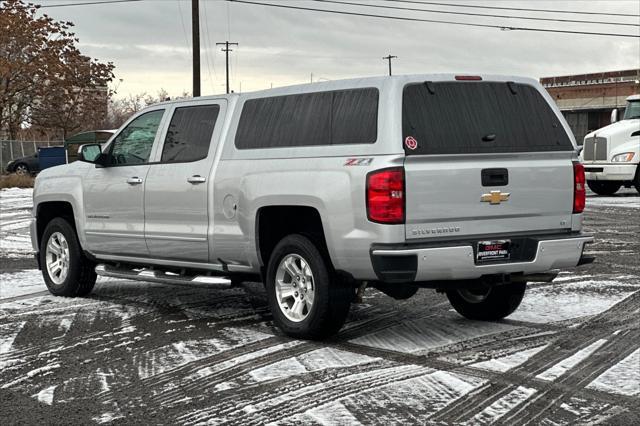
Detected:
left=144, top=98, right=228, bottom=262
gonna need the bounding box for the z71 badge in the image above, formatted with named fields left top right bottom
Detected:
left=344, top=158, right=373, bottom=166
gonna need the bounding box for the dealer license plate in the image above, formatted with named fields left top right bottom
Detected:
left=477, top=240, right=511, bottom=262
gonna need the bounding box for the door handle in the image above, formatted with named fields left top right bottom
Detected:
left=126, top=177, right=143, bottom=185
left=187, top=175, right=206, bottom=184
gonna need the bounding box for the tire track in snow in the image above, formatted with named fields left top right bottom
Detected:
left=502, top=328, right=640, bottom=425
left=429, top=291, right=640, bottom=423
left=180, top=363, right=436, bottom=425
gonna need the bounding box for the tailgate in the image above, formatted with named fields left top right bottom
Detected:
left=402, top=80, right=575, bottom=240
left=404, top=155, right=574, bottom=239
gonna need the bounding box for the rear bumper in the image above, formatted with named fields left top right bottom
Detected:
left=370, top=234, right=594, bottom=283
left=584, top=163, right=636, bottom=181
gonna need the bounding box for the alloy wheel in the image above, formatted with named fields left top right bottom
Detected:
left=275, top=254, right=316, bottom=322
left=45, top=232, right=70, bottom=285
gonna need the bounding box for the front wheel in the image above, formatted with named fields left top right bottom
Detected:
left=40, top=217, right=97, bottom=297
left=265, top=234, right=352, bottom=339
left=587, top=180, right=621, bottom=196
left=446, top=282, right=526, bottom=321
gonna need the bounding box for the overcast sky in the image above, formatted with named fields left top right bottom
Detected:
left=40, top=0, right=640, bottom=98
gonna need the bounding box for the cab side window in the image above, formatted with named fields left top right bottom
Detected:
left=108, top=110, right=164, bottom=165
left=161, top=104, right=220, bottom=163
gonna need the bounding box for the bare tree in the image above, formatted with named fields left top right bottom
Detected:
left=105, top=89, right=191, bottom=129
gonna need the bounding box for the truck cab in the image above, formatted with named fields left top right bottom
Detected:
left=581, top=94, right=640, bottom=195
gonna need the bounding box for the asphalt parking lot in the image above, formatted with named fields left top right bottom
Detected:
left=1, top=187, right=639, bottom=425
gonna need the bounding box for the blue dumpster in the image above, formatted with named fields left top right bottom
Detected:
left=38, top=146, right=66, bottom=171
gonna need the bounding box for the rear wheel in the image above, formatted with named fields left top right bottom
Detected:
left=40, top=217, right=96, bottom=297
left=266, top=234, right=352, bottom=339
left=587, top=180, right=621, bottom=196
left=446, top=282, right=526, bottom=321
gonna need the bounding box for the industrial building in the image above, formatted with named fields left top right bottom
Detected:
left=540, top=69, right=640, bottom=144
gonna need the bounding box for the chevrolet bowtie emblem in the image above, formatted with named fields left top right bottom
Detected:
left=481, top=190, right=510, bottom=204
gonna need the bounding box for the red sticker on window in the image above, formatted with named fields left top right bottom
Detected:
left=405, top=136, right=418, bottom=150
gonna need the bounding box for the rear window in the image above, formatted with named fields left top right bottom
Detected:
left=402, top=82, right=572, bottom=155
left=235, top=88, right=378, bottom=149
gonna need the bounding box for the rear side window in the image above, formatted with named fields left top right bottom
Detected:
left=235, top=88, right=378, bottom=149
left=161, top=104, right=220, bottom=163
left=402, top=82, right=572, bottom=155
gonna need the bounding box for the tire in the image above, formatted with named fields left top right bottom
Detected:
left=40, top=217, right=96, bottom=297
left=587, top=180, right=621, bottom=196
left=372, top=282, right=419, bottom=300
left=265, top=234, right=352, bottom=339
left=446, top=282, right=526, bottom=321
left=14, top=163, right=29, bottom=175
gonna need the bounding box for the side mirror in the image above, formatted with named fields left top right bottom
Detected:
left=610, top=108, right=618, bottom=124
left=78, top=144, right=103, bottom=164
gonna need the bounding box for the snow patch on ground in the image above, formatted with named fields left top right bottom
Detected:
left=303, top=401, right=362, bottom=425
left=471, top=345, right=549, bottom=373
left=586, top=195, right=640, bottom=209
left=509, top=281, right=636, bottom=324
left=537, top=339, right=608, bottom=382
left=463, top=386, right=537, bottom=425
left=249, top=347, right=380, bottom=383
left=33, top=385, right=57, bottom=405
left=587, top=347, right=640, bottom=396
left=0, top=188, right=34, bottom=258
left=0, top=269, right=46, bottom=299
left=0, top=321, right=26, bottom=369
left=135, top=328, right=271, bottom=379
left=351, top=313, right=517, bottom=354
left=93, top=411, right=125, bottom=424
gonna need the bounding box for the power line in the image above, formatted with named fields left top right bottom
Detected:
left=314, top=0, right=639, bottom=27
left=202, top=0, right=218, bottom=93
left=227, top=0, right=640, bottom=38
left=392, top=0, right=640, bottom=18
left=36, top=0, right=143, bottom=8
left=176, top=0, right=191, bottom=49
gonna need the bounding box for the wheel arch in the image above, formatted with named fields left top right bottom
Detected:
left=255, top=205, right=333, bottom=275
left=36, top=201, right=77, bottom=249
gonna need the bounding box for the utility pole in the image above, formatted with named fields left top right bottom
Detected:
left=216, top=41, right=238, bottom=94
left=192, top=0, right=201, bottom=97
left=382, top=54, right=397, bottom=76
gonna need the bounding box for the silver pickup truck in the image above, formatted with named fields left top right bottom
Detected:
left=31, top=74, right=594, bottom=339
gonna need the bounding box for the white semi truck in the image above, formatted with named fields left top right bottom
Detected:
left=581, top=94, right=640, bottom=195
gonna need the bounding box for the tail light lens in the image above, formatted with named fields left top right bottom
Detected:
left=367, top=168, right=405, bottom=224
left=573, top=162, right=586, bottom=213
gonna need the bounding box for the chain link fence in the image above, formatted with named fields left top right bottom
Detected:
left=0, top=139, right=63, bottom=172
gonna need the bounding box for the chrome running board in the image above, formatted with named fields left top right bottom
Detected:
left=95, top=264, right=232, bottom=288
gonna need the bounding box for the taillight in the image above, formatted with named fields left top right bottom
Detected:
left=573, top=162, right=586, bottom=213
left=367, top=168, right=405, bottom=224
